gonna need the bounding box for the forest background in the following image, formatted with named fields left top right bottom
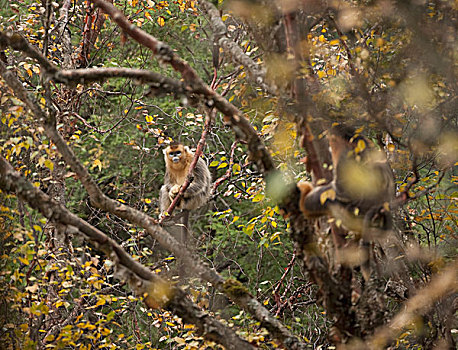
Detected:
left=0, top=0, right=456, bottom=349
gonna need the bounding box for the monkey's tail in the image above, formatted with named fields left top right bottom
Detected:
left=360, top=239, right=371, bottom=282
left=360, top=207, right=378, bottom=281
left=180, top=209, right=189, bottom=247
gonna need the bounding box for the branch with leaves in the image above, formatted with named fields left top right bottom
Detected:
left=90, top=0, right=276, bottom=175
left=0, top=32, right=308, bottom=350
left=0, top=156, right=254, bottom=350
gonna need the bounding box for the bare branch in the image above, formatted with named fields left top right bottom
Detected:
left=198, top=0, right=275, bottom=94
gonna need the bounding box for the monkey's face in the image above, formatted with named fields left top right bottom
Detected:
left=168, top=150, right=182, bottom=163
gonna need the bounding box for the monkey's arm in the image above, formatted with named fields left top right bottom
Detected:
left=182, top=158, right=211, bottom=198
left=298, top=181, right=338, bottom=218
left=160, top=184, right=171, bottom=212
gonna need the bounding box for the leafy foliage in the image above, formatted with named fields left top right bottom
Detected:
left=0, top=0, right=456, bottom=349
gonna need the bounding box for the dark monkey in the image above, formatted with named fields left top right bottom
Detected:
left=298, top=126, right=395, bottom=278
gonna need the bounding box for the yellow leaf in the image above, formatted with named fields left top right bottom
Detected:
left=96, top=298, right=106, bottom=306
left=18, top=256, right=29, bottom=265
left=157, top=16, right=165, bottom=27
left=232, top=163, right=241, bottom=173
left=252, top=193, right=265, bottom=202
left=145, top=115, right=153, bottom=123
left=44, top=159, right=54, bottom=171
left=355, top=139, right=366, bottom=153
left=320, top=188, right=336, bottom=205
left=93, top=159, right=102, bottom=171
left=317, top=70, right=326, bottom=79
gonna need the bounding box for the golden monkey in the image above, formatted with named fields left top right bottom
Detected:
left=160, top=143, right=211, bottom=214
left=298, top=125, right=395, bottom=227
left=298, top=126, right=395, bottom=279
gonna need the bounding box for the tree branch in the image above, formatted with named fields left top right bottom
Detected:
left=0, top=53, right=307, bottom=350
left=90, top=0, right=276, bottom=175
left=0, top=156, right=254, bottom=350
left=198, top=0, right=275, bottom=94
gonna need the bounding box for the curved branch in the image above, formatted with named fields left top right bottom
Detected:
left=90, top=0, right=275, bottom=175
left=198, top=0, right=276, bottom=95
left=0, top=157, right=254, bottom=350
left=0, top=55, right=307, bottom=350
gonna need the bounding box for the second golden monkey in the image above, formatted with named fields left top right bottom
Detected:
left=298, top=126, right=395, bottom=279
left=160, top=143, right=211, bottom=214
left=298, top=125, right=395, bottom=229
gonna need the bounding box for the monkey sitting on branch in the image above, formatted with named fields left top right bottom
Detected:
left=160, top=142, right=211, bottom=245
left=298, top=125, right=395, bottom=278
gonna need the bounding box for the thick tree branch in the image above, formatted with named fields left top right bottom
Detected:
left=77, top=0, right=113, bottom=68
left=0, top=30, right=58, bottom=74
left=0, top=156, right=254, bottom=350
left=55, top=67, right=188, bottom=97
left=0, top=56, right=307, bottom=350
